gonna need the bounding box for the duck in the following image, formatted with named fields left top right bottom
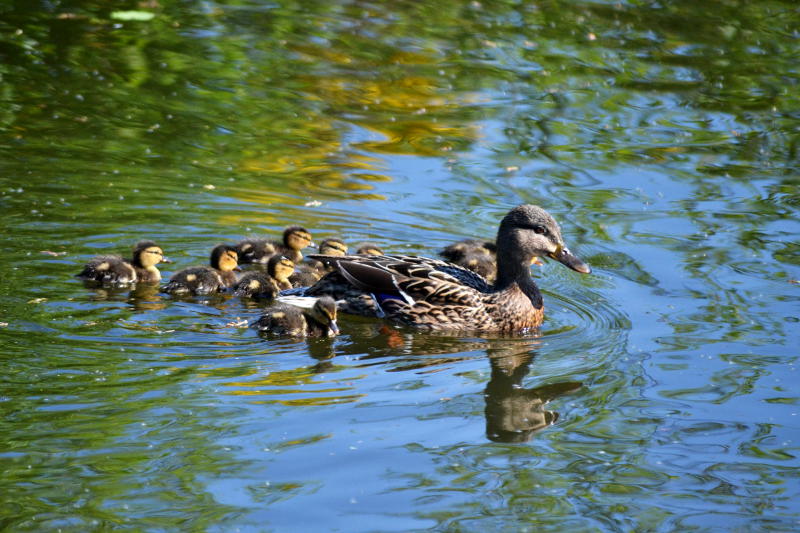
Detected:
left=254, top=296, right=339, bottom=337
left=356, top=243, right=384, bottom=256
left=161, top=244, right=239, bottom=295
left=77, top=240, right=170, bottom=285
left=299, top=205, right=590, bottom=332
left=236, top=226, right=314, bottom=265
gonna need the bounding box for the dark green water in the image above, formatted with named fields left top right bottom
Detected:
left=1, top=0, right=799, bottom=531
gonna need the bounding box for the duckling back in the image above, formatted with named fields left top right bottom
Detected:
left=254, top=304, right=308, bottom=336
left=77, top=255, right=137, bottom=285
left=162, top=266, right=226, bottom=295
left=233, top=271, right=278, bottom=299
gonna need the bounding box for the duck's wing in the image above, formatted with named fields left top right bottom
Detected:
left=309, top=254, right=489, bottom=309
left=309, top=254, right=493, bottom=292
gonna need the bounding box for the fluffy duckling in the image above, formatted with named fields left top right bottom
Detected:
left=77, top=240, right=169, bottom=285
left=254, top=296, right=339, bottom=337
left=440, top=238, right=496, bottom=262
left=162, top=244, right=239, bottom=295
left=267, top=254, right=296, bottom=290
left=236, top=226, right=314, bottom=265
left=232, top=271, right=278, bottom=299
left=304, top=237, right=348, bottom=276
left=356, top=243, right=384, bottom=256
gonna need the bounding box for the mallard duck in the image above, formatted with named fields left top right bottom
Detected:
left=77, top=240, right=170, bottom=285
left=299, top=205, right=590, bottom=332
left=356, top=243, right=384, bottom=256
left=161, top=244, right=239, bottom=295
left=236, top=226, right=314, bottom=265
left=254, top=296, right=339, bottom=337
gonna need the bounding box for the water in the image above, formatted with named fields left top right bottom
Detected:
left=1, top=0, right=799, bottom=530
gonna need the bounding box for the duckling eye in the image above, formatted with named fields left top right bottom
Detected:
left=532, top=225, right=547, bottom=235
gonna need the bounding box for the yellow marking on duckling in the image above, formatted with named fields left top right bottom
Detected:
left=248, top=279, right=260, bottom=289
left=186, top=274, right=197, bottom=282
left=97, top=262, right=109, bottom=271
left=271, top=311, right=285, bottom=319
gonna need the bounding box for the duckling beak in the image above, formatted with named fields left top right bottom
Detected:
left=531, top=257, right=544, bottom=267
left=548, top=246, right=591, bottom=274
left=161, top=257, right=174, bottom=264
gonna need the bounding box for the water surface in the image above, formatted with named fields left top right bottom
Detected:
left=1, top=0, right=799, bottom=531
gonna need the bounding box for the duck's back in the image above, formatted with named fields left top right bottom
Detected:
left=77, top=255, right=137, bottom=285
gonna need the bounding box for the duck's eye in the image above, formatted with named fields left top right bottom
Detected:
left=527, top=224, right=547, bottom=235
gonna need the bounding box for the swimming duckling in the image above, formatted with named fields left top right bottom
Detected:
left=235, top=238, right=277, bottom=265
left=305, top=237, right=348, bottom=275
left=254, top=296, right=339, bottom=337
left=440, top=238, right=540, bottom=281
left=356, top=243, right=384, bottom=256
left=460, top=252, right=498, bottom=283
left=266, top=254, right=296, bottom=290
left=161, top=244, right=239, bottom=295
left=77, top=240, right=170, bottom=285
left=232, top=271, right=278, bottom=299
left=236, top=226, right=314, bottom=265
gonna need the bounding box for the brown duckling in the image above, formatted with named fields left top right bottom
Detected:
left=356, top=243, right=384, bottom=256
left=161, top=244, right=239, bottom=295
left=441, top=238, right=541, bottom=281
left=77, top=240, right=170, bottom=285
left=236, top=226, right=314, bottom=265
left=254, top=296, right=339, bottom=337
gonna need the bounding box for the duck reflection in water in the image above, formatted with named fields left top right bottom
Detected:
left=485, top=348, right=581, bottom=443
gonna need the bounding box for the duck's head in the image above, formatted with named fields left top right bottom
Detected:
left=133, top=240, right=171, bottom=268
left=356, top=243, right=384, bottom=256
left=283, top=226, right=314, bottom=251
left=497, top=205, right=590, bottom=274
left=319, top=238, right=348, bottom=256
left=267, top=255, right=295, bottom=283
left=310, top=296, right=339, bottom=336
left=210, top=244, right=240, bottom=272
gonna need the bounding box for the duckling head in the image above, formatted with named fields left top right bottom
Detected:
left=497, top=205, right=590, bottom=276
left=132, top=240, right=170, bottom=268
left=356, top=243, right=384, bottom=256
left=210, top=244, right=239, bottom=272
left=267, top=255, right=296, bottom=284
left=310, top=296, right=339, bottom=336
left=319, top=238, right=348, bottom=256
left=283, top=226, right=314, bottom=251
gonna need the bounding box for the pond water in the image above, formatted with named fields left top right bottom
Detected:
left=1, top=0, right=799, bottom=531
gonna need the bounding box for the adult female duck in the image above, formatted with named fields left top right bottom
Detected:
left=299, top=205, right=590, bottom=332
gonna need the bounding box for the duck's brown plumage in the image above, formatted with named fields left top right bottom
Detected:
left=303, top=205, right=590, bottom=332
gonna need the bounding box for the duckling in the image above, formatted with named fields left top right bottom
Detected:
left=235, top=226, right=314, bottom=265
left=232, top=271, right=278, bottom=299
left=77, top=240, right=169, bottom=285
left=305, top=237, right=348, bottom=275
left=254, top=296, right=339, bottom=337
left=161, top=244, right=239, bottom=295
left=440, top=238, right=540, bottom=281
left=235, top=238, right=277, bottom=265
left=440, top=238, right=496, bottom=263
left=267, top=254, right=296, bottom=290
left=356, top=243, right=384, bottom=256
